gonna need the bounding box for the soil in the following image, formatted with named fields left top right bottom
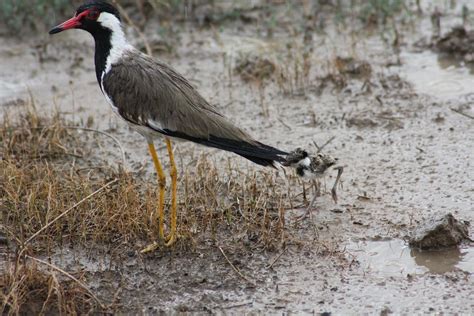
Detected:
left=1, top=1, right=474, bottom=314
left=435, top=26, right=474, bottom=62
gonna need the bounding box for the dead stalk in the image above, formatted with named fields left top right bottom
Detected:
left=64, top=126, right=127, bottom=166
left=315, top=136, right=336, bottom=153
left=25, top=255, right=105, bottom=309
left=450, top=107, right=474, bottom=120
left=23, top=179, right=119, bottom=246
left=267, top=246, right=287, bottom=269
left=218, top=246, right=256, bottom=287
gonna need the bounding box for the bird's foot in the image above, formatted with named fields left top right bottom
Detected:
left=164, top=233, right=177, bottom=247
left=140, top=232, right=178, bottom=253
left=140, top=241, right=160, bottom=253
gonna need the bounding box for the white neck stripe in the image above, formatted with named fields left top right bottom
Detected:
left=97, top=12, right=132, bottom=74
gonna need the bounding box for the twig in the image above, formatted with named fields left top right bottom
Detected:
left=24, top=179, right=118, bottom=245
left=312, top=140, right=320, bottom=151
left=267, top=247, right=287, bottom=269
left=317, top=136, right=336, bottom=153
left=277, top=118, right=292, bottom=131
left=450, top=107, right=474, bottom=120
left=416, top=146, right=425, bottom=154
left=26, top=255, right=105, bottom=309
left=64, top=126, right=126, bottom=166
left=218, top=246, right=256, bottom=287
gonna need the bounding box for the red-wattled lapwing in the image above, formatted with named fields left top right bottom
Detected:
left=49, top=0, right=292, bottom=251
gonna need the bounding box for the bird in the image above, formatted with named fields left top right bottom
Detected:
left=283, top=148, right=343, bottom=220
left=283, top=148, right=338, bottom=179
left=49, top=0, right=288, bottom=251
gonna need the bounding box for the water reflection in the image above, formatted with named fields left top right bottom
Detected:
left=399, top=50, right=474, bottom=100
left=411, top=247, right=462, bottom=274
left=347, top=239, right=474, bottom=277
left=437, top=54, right=474, bottom=74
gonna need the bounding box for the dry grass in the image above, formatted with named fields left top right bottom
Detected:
left=1, top=107, right=300, bottom=252
left=0, top=109, right=152, bottom=251
left=0, top=261, right=97, bottom=315
left=0, top=104, right=310, bottom=313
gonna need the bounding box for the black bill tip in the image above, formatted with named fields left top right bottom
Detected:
left=49, top=26, right=63, bottom=35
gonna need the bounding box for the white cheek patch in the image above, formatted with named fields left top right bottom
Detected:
left=97, top=12, right=132, bottom=73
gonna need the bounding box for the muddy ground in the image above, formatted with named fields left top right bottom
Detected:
left=1, top=1, right=473, bottom=314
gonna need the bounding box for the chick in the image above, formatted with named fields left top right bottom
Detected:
left=283, top=148, right=338, bottom=179
left=284, top=148, right=343, bottom=219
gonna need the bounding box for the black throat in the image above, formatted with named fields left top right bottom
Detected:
left=91, top=27, right=113, bottom=86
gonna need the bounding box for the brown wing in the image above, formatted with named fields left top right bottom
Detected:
left=102, top=49, right=287, bottom=166
left=103, top=50, right=251, bottom=141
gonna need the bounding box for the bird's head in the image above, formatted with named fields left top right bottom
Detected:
left=49, top=1, right=121, bottom=36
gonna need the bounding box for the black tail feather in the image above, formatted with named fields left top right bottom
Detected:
left=237, top=153, right=279, bottom=167
left=235, top=141, right=287, bottom=167
left=158, top=128, right=287, bottom=167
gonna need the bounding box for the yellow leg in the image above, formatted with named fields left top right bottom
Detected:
left=164, top=138, right=177, bottom=246
left=141, top=140, right=178, bottom=253
left=141, top=142, right=166, bottom=253
left=147, top=142, right=168, bottom=240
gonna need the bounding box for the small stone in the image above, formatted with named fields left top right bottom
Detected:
left=409, top=213, right=471, bottom=250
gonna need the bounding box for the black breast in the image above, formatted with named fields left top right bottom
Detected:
left=92, top=27, right=113, bottom=85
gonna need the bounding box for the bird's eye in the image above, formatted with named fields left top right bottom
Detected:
left=87, top=10, right=100, bottom=20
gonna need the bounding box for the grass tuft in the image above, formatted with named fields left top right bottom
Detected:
left=0, top=261, right=97, bottom=315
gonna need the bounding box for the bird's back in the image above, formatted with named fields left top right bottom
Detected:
left=103, top=50, right=250, bottom=140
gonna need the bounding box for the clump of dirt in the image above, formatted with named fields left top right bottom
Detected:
left=435, top=26, right=474, bottom=63
left=346, top=115, right=379, bottom=129
left=334, top=56, right=372, bottom=79
left=234, top=53, right=276, bottom=82
left=345, top=108, right=404, bottom=130
left=409, top=213, right=472, bottom=250
left=314, top=57, right=373, bottom=91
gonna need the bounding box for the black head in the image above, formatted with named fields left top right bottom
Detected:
left=49, top=1, right=121, bottom=35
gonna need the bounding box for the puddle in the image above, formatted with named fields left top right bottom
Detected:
left=347, top=239, right=474, bottom=277
left=399, top=50, right=474, bottom=101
